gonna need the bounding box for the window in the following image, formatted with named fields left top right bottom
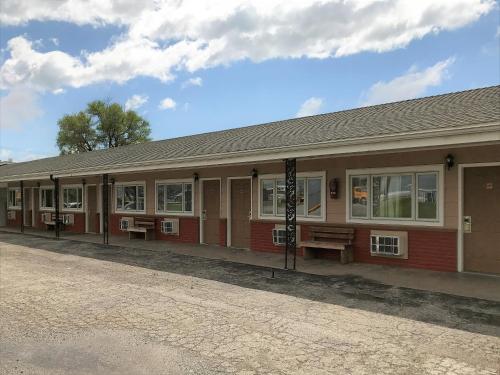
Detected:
left=63, top=186, right=83, bottom=210
left=160, top=219, right=179, bottom=234
left=40, top=187, right=54, bottom=209
left=156, top=181, right=193, bottom=214
left=348, top=167, right=442, bottom=225
left=272, top=228, right=286, bottom=246
left=371, top=235, right=400, bottom=256
left=260, top=174, right=324, bottom=220
left=120, top=218, right=131, bottom=230
left=8, top=188, right=21, bottom=208
left=116, top=184, right=145, bottom=212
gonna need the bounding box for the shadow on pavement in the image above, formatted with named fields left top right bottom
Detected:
left=1, top=231, right=499, bottom=337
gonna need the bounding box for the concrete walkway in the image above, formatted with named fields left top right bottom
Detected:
left=2, top=226, right=500, bottom=302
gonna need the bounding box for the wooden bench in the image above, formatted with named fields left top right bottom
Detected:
left=42, top=213, right=65, bottom=231
left=127, top=216, right=155, bottom=240
left=299, top=226, right=355, bottom=264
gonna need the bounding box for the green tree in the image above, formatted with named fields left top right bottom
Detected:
left=57, top=100, right=151, bottom=154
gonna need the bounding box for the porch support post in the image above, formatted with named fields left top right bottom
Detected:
left=102, top=174, right=109, bottom=245
left=20, top=180, right=24, bottom=233
left=284, top=158, right=297, bottom=270
left=53, top=176, right=60, bottom=239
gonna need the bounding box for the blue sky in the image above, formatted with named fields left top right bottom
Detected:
left=0, top=1, right=499, bottom=162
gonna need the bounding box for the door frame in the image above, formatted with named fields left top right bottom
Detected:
left=226, top=176, right=253, bottom=248
left=98, top=182, right=113, bottom=234
left=85, top=184, right=97, bottom=233
left=23, top=187, right=33, bottom=227
left=198, top=177, right=222, bottom=244
left=457, top=161, right=500, bottom=272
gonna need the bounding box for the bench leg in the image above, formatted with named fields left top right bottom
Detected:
left=340, top=250, right=348, bottom=265
left=303, top=247, right=315, bottom=260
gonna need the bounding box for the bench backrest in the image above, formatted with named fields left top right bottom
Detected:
left=133, top=216, right=155, bottom=229
left=308, top=226, right=355, bottom=244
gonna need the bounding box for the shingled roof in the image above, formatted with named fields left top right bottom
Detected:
left=1, top=85, right=499, bottom=181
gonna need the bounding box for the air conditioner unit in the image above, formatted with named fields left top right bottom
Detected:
left=370, top=230, right=408, bottom=259
left=272, top=228, right=286, bottom=246
left=120, top=217, right=133, bottom=231
left=62, top=214, right=74, bottom=225
left=7, top=211, right=16, bottom=220
left=161, top=219, right=179, bottom=235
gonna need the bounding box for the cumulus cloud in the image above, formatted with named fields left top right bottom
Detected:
left=0, top=86, right=43, bottom=129
left=125, top=94, right=148, bottom=111
left=0, top=0, right=493, bottom=92
left=50, top=37, right=59, bottom=46
left=0, top=147, right=50, bottom=162
left=181, top=77, right=203, bottom=89
left=158, top=97, right=176, bottom=110
left=296, top=97, right=324, bottom=117
left=361, top=58, right=455, bottom=106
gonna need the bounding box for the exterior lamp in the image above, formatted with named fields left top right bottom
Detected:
left=251, top=168, right=258, bottom=178
left=445, top=154, right=455, bottom=170
left=193, top=173, right=199, bottom=181
left=110, top=178, right=115, bottom=186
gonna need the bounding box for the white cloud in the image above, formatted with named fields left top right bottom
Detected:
left=0, top=1, right=493, bottom=92
left=0, top=85, right=43, bottom=129
left=296, top=97, right=324, bottom=117
left=496, top=26, right=500, bottom=38
left=125, top=94, right=148, bottom=111
left=0, top=147, right=50, bottom=162
left=158, top=97, right=176, bottom=110
left=50, top=37, right=59, bottom=46
left=181, top=77, right=202, bottom=89
left=361, top=58, right=455, bottom=106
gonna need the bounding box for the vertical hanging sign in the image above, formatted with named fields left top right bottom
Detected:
left=285, top=158, right=297, bottom=270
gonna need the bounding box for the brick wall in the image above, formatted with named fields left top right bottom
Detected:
left=353, top=227, right=457, bottom=272
left=110, top=214, right=199, bottom=243
left=63, top=212, right=85, bottom=234
left=250, top=220, right=456, bottom=271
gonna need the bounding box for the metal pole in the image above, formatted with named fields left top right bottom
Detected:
left=285, top=158, right=297, bottom=270
left=20, top=181, right=24, bottom=233
left=102, top=174, right=109, bottom=244
left=54, top=177, right=60, bottom=239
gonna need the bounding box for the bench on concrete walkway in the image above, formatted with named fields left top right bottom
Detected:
left=127, top=216, right=155, bottom=240
left=299, top=226, right=355, bottom=264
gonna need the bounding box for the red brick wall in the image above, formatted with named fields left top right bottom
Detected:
left=353, top=227, right=457, bottom=272
left=250, top=220, right=456, bottom=271
left=63, top=212, right=85, bottom=234
left=110, top=214, right=199, bottom=243
left=219, top=219, right=227, bottom=247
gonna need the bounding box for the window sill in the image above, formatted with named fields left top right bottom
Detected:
left=257, top=215, right=325, bottom=223
left=115, top=210, right=146, bottom=215
left=8, top=207, right=21, bottom=210
left=348, top=218, right=443, bottom=227
left=155, top=211, right=194, bottom=217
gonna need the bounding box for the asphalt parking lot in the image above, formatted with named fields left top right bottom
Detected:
left=1, top=232, right=499, bottom=374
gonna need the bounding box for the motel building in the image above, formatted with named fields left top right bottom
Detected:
left=0, top=86, right=499, bottom=275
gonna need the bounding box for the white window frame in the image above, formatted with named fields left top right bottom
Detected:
left=155, top=178, right=194, bottom=216
left=258, top=171, right=326, bottom=222
left=8, top=187, right=21, bottom=209
left=61, top=184, right=84, bottom=212
left=115, top=181, right=146, bottom=214
left=39, top=186, right=55, bottom=211
left=346, top=165, right=444, bottom=227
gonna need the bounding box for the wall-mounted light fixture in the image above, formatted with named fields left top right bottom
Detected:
left=445, top=154, right=455, bottom=170
left=193, top=173, right=199, bottom=181
left=82, top=178, right=86, bottom=186
left=251, top=168, right=258, bottom=178
left=110, top=178, right=115, bottom=186
left=329, top=178, right=339, bottom=199
left=36, top=182, right=41, bottom=188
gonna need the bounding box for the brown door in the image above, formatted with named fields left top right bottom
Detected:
left=24, top=188, right=32, bottom=227
left=87, top=186, right=97, bottom=233
left=202, top=180, right=220, bottom=245
left=463, top=166, right=500, bottom=274
left=231, top=179, right=251, bottom=249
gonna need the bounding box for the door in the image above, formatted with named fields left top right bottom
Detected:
left=24, top=188, right=32, bottom=227
left=230, top=179, right=251, bottom=249
left=202, top=180, right=220, bottom=245
left=87, top=186, right=97, bottom=233
left=463, top=166, right=500, bottom=274
left=99, top=184, right=112, bottom=234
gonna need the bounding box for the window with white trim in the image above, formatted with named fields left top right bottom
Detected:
left=156, top=182, right=193, bottom=214
left=349, top=170, right=440, bottom=223
left=40, top=187, right=54, bottom=209
left=260, top=176, right=323, bottom=219
left=63, top=186, right=83, bottom=210
left=116, top=184, right=145, bottom=212
left=8, top=188, right=21, bottom=208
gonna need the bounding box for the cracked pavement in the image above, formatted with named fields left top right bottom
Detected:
left=0, top=233, right=499, bottom=374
